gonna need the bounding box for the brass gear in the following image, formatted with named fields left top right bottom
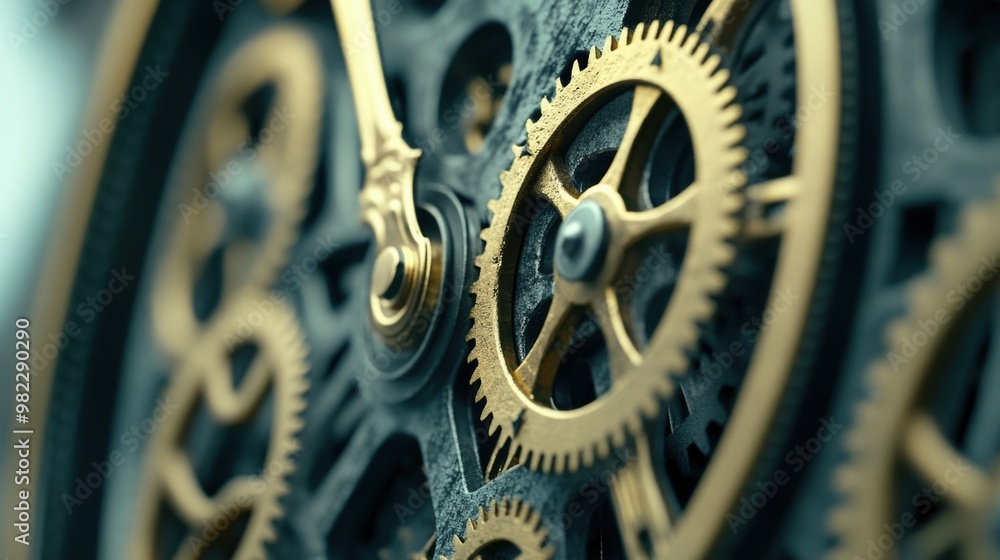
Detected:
left=829, top=187, right=1000, bottom=560
left=130, top=292, right=309, bottom=560
left=468, top=20, right=746, bottom=473
left=152, top=26, right=322, bottom=358
left=442, top=499, right=554, bottom=560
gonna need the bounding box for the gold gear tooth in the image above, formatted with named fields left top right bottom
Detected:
left=829, top=188, right=1000, bottom=559
left=604, top=34, right=619, bottom=53
left=635, top=22, right=648, bottom=40
left=571, top=58, right=583, bottom=78
left=693, top=41, right=711, bottom=63
left=619, top=26, right=631, bottom=45
left=662, top=19, right=676, bottom=41
left=445, top=498, right=553, bottom=560
left=681, top=28, right=699, bottom=53
left=704, top=52, right=723, bottom=74
left=647, top=20, right=662, bottom=39
left=588, top=45, right=601, bottom=62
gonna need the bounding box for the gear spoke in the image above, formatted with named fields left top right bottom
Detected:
left=534, top=158, right=580, bottom=219
left=903, top=412, right=993, bottom=511
left=599, top=85, right=666, bottom=193
left=161, top=449, right=218, bottom=526
left=911, top=509, right=962, bottom=559
left=622, top=183, right=698, bottom=243
left=610, top=436, right=675, bottom=559
left=514, top=289, right=576, bottom=400
left=744, top=176, right=799, bottom=238
left=591, top=288, right=642, bottom=380
left=204, top=352, right=272, bottom=424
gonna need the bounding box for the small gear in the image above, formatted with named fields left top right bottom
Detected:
left=829, top=187, right=1000, bottom=560
left=130, top=292, right=309, bottom=560
left=442, top=499, right=554, bottom=560
left=152, top=27, right=323, bottom=358
left=468, top=20, right=746, bottom=474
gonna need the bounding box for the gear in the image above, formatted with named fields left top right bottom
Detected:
left=468, top=20, right=747, bottom=474
left=443, top=499, right=554, bottom=560
left=829, top=187, right=1000, bottom=560
left=151, top=27, right=322, bottom=359
left=130, top=292, right=309, bottom=560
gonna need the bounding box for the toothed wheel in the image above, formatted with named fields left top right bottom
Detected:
left=442, top=499, right=554, bottom=560
left=129, top=293, right=309, bottom=560
left=829, top=186, right=1000, bottom=560
left=468, top=20, right=747, bottom=475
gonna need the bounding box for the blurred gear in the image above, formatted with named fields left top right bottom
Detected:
left=829, top=186, right=1000, bottom=560
left=468, top=20, right=746, bottom=474
left=151, top=26, right=322, bottom=358
left=443, top=499, right=554, bottom=560
left=131, top=293, right=309, bottom=559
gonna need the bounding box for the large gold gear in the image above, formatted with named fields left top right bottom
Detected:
left=829, top=186, right=1000, bottom=560
left=468, top=20, right=747, bottom=474
left=442, top=499, right=554, bottom=560
left=130, top=293, right=309, bottom=560
left=152, top=27, right=322, bottom=358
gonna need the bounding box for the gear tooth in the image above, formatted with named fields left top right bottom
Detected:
left=554, top=76, right=564, bottom=93
left=511, top=143, right=524, bottom=157
left=611, top=428, right=627, bottom=449
left=673, top=24, right=689, bottom=44
left=693, top=41, right=710, bottom=63
left=453, top=534, right=464, bottom=549
left=525, top=117, right=536, bottom=133
left=487, top=198, right=501, bottom=214
left=604, top=35, right=619, bottom=52
left=681, top=28, right=699, bottom=53
left=595, top=438, right=610, bottom=461
left=540, top=96, right=551, bottom=114
left=618, top=27, right=630, bottom=45
left=552, top=453, right=566, bottom=474
left=589, top=45, right=601, bottom=61
left=571, top=59, right=583, bottom=77
left=647, top=20, right=662, bottom=38
left=662, top=20, right=676, bottom=41
left=634, top=22, right=647, bottom=40
left=499, top=170, right=510, bottom=184
left=704, top=52, right=722, bottom=74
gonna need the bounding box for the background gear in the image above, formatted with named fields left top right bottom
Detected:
left=829, top=188, right=1000, bottom=560
left=130, top=293, right=309, bottom=560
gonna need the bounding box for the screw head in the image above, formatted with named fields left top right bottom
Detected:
left=555, top=200, right=609, bottom=282
left=372, top=247, right=408, bottom=301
